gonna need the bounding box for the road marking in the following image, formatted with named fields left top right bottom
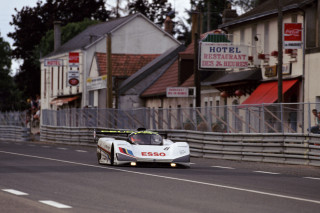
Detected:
left=28, top=144, right=36, bottom=147
left=2, top=189, right=28, bottom=196
left=1, top=150, right=320, bottom=205
left=39, top=200, right=72, bottom=208
left=76, top=150, right=87, bottom=153
left=211, top=166, right=235, bottom=169
left=253, top=171, right=280, bottom=175
left=304, top=177, right=320, bottom=180
left=41, top=146, right=51, bottom=148
left=57, top=147, right=67, bottom=150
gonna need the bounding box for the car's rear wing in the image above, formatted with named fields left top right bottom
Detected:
left=93, top=128, right=167, bottom=141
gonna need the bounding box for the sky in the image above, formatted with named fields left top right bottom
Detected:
left=0, top=0, right=190, bottom=75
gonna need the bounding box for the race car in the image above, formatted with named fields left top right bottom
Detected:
left=95, top=128, right=190, bottom=168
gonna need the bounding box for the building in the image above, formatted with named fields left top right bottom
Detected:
left=40, top=13, right=181, bottom=110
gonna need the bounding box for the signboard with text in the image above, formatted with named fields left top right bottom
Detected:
left=166, top=87, right=189, bottom=97
left=68, top=70, right=80, bottom=86
left=44, top=59, right=63, bottom=66
left=87, top=75, right=107, bottom=91
left=69, top=52, right=79, bottom=67
left=199, top=42, right=249, bottom=69
left=283, top=23, right=302, bottom=49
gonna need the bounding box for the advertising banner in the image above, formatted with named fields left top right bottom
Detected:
left=87, top=75, right=107, bottom=91
left=283, top=23, right=302, bottom=49
left=69, top=52, right=79, bottom=67
left=68, top=70, right=80, bottom=86
left=199, top=43, right=249, bottom=69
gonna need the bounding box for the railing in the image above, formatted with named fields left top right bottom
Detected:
left=42, top=102, right=320, bottom=134
left=0, top=111, right=27, bottom=127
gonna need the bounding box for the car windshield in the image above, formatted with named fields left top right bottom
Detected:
left=129, top=134, right=163, bottom=145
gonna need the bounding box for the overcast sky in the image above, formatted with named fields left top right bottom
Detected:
left=0, top=0, right=190, bottom=74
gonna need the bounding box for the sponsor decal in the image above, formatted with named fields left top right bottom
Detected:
left=141, top=152, right=166, bottom=157
left=119, top=147, right=135, bottom=157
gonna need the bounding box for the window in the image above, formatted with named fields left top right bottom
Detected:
left=89, top=91, right=94, bottom=107
left=240, top=28, right=245, bottom=45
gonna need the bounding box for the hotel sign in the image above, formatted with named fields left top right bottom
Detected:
left=44, top=59, right=63, bottom=66
left=199, top=43, right=249, bottom=69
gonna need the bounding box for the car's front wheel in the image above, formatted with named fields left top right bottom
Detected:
left=110, top=145, right=115, bottom=165
left=97, top=151, right=102, bottom=164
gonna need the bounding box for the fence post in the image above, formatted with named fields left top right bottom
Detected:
left=280, top=104, right=284, bottom=133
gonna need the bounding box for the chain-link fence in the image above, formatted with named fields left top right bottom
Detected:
left=40, top=103, right=320, bottom=134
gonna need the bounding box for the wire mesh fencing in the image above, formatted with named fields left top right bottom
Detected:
left=40, top=103, right=320, bottom=134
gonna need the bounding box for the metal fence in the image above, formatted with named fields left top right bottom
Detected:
left=0, top=111, right=27, bottom=127
left=41, top=103, right=320, bottom=134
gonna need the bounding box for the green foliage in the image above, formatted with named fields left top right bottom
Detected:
left=0, top=35, right=25, bottom=111
left=128, top=0, right=173, bottom=25
left=34, top=18, right=100, bottom=59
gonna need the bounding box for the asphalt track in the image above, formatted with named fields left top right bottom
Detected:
left=0, top=140, right=320, bottom=213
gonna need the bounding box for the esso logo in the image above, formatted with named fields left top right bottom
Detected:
left=69, top=78, right=79, bottom=86
left=141, top=152, right=166, bottom=157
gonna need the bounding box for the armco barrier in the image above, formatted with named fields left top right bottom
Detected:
left=0, top=125, right=31, bottom=142
left=38, top=125, right=320, bottom=167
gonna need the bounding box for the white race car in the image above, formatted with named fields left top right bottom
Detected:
left=95, top=128, right=190, bottom=168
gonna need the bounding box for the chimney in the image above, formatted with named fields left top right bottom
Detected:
left=54, top=21, right=62, bottom=51
left=164, top=16, right=174, bottom=35
left=222, top=2, right=238, bottom=24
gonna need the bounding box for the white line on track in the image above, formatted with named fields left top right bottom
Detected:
left=75, top=150, right=87, bottom=153
left=253, top=171, right=280, bottom=175
left=39, top=200, right=72, bottom=208
left=211, top=166, right=235, bottom=169
left=57, top=147, right=67, bottom=150
left=304, top=177, right=320, bottom=180
left=1, top=150, right=320, bottom=205
left=2, top=189, right=28, bottom=195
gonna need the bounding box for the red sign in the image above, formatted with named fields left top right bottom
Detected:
left=69, top=52, right=79, bottom=67
left=283, top=23, right=302, bottom=49
left=284, top=23, right=302, bottom=41
left=68, top=78, right=79, bottom=86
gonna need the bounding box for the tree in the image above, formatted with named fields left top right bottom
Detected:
left=127, top=0, right=173, bottom=26
left=0, top=35, right=24, bottom=111
left=230, top=0, right=265, bottom=13
left=8, top=0, right=111, bottom=98
left=34, top=19, right=101, bottom=62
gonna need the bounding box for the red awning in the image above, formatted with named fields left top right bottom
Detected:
left=241, top=79, right=298, bottom=105
left=50, top=96, right=79, bottom=106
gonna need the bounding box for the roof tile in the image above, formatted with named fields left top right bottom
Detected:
left=96, top=53, right=159, bottom=77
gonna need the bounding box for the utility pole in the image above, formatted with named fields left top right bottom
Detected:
left=277, top=0, right=283, bottom=103
left=106, top=33, right=113, bottom=108
left=192, top=9, right=201, bottom=107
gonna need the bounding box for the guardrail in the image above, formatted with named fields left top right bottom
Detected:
left=0, top=125, right=31, bottom=142
left=39, top=125, right=320, bottom=167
